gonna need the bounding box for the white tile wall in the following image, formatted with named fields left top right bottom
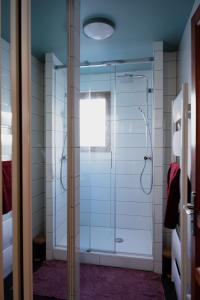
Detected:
left=1, top=38, right=45, bottom=238
left=45, top=53, right=67, bottom=257
left=31, top=56, right=45, bottom=238
left=153, top=48, right=178, bottom=273
left=163, top=52, right=177, bottom=251
left=153, top=41, right=164, bottom=274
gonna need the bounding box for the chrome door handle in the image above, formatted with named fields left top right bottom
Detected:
left=183, top=203, right=194, bottom=215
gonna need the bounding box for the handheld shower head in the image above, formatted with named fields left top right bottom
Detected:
left=138, top=107, right=147, bottom=125
left=138, top=106, right=153, bottom=195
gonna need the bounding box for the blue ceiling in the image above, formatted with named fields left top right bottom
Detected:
left=1, top=0, right=195, bottom=64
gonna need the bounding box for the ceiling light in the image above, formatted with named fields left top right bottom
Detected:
left=83, top=17, right=115, bottom=40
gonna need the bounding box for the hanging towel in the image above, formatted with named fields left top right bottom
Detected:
left=164, top=162, right=180, bottom=229
left=164, top=162, right=191, bottom=229
left=2, top=161, right=12, bottom=214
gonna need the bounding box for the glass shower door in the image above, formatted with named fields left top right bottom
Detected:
left=80, top=65, right=116, bottom=253
left=114, top=64, right=153, bottom=256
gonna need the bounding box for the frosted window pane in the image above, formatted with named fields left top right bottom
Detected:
left=80, top=98, right=106, bottom=147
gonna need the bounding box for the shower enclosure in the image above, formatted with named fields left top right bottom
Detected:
left=53, top=61, right=154, bottom=261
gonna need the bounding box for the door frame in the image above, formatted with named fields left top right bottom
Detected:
left=191, top=4, right=200, bottom=300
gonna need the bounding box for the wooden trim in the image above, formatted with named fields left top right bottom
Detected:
left=0, top=0, right=5, bottom=297
left=67, top=0, right=80, bottom=299
left=11, top=0, right=33, bottom=298
left=11, top=0, right=23, bottom=298
left=21, top=0, right=33, bottom=298
left=67, top=0, right=75, bottom=296
left=191, top=4, right=200, bottom=300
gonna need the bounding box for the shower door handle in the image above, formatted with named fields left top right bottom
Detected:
left=183, top=191, right=195, bottom=215
left=110, top=151, right=112, bottom=169
left=183, top=203, right=194, bottom=215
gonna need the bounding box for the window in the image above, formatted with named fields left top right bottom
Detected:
left=80, top=91, right=111, bottom=151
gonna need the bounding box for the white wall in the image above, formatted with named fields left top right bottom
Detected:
left=1, top=38, right=45, bottom=238
left=178, top=0, right=200, bottom=93
left=178, top=0, right=199, bottom=179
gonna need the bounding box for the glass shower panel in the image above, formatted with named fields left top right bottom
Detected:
left=80, top=65, right=116, bottom=252
left=54, top=68, right=67, bottom=247
left=114, top=64, right=153, bottom=256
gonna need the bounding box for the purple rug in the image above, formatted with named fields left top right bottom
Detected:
left=33, top=260, right=165, bottom=300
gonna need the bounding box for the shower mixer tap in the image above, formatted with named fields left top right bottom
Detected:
left=61, top=155, right=67, bottom=160
left=144, top=156, right=152, bottom=161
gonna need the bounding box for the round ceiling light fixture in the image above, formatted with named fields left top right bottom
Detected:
left=83, top=17, right=115, bottom=40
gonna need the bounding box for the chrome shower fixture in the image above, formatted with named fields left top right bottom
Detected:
left=138, top=107, right=153, bottom=195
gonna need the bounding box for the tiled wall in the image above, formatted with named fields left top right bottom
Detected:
left=45, top=53, right=67, bottom=259
left=31, top=56, right=45, bottom=238
left=1, top=38, right=45, bottom=238
left=152, top=45, right=178, bottom=274
left=163, top=52, right=177, bottom=251
left=153, top=42, right=164, bottom=273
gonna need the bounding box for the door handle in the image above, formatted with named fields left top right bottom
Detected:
left=183, top=203, right=194, bottom=215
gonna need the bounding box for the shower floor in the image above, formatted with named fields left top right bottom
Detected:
left=58, top=227, right=152, bottom=256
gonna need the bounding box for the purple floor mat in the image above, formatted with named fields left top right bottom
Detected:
left=33, top=260, right=165, bottom=300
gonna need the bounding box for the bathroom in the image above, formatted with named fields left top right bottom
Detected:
left=1, top=0, right=199, bottom=299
